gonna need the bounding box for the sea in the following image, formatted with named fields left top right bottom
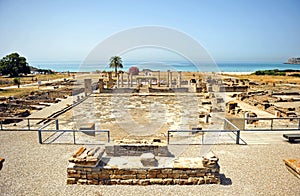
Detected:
left=30, top=61, right=300, bottom=73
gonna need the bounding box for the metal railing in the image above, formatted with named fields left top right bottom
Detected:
left=38, top=128, right=110, bottom=144
left=167, top=129, right=243, bottom=145
left=225, top=117, right=300, bottom=131
left=0, top=117, right=58, bottom=131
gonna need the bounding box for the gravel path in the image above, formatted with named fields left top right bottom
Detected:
left=1, top=130, right=299, bottom=195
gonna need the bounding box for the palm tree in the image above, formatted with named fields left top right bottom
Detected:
left=109, top=56, right=123, bottom=77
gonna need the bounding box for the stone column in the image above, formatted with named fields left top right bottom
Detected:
left=99, top=79, right=104, bottom=93
left=84, top=79, right=92, bottom=95
left=121, top=72, right=124, bottom=87
left=177, top=71, right=182, bottom=88
left=167, top=70, right=170, bottom=87
left=157, top=71, right=160, bottom=87
left=130, top=73, right=133, bottom=87
left=117, top=74, right=119, bottom=88
left=127, top=73, right=130, bottom=87
left=169, top=71, right=172, bottom=88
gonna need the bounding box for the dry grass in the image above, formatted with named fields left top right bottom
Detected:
left=0, top=87, right=41, bottom=97
left=224, top=74, right=300, bottom=84
left=0, top=73, right=69, bottom=88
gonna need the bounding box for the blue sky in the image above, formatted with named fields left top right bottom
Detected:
left=0, top=0, right=299, bottom=63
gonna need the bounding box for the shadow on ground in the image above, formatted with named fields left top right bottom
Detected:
left=220, top=173, right=232, bottom=186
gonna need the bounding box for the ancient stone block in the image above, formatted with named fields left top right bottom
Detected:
left=173, top=179, right=187, bottom=185
left=187, top=177, right=199, bottom=185
left=109, top=179, right=120, bottom=185
left=197, top=177, right=205, bottom=185
left=140, top=153, right=157, bottom=167
left=119, top=179, right=133, bottom=185
left=121, top=175, right=136, bottom=180
left=147, top=173, right=157, bottom=178
left=149, top=178, right=164, bottom=185
left=66, top=178, right=76, bottom=184
left=136, top=169, right=147, bottom=175
left=110, top=174, right=122, bottom=179
left=156, top=173, right=168, bottom=178
left=162, top=178, right=173, bottom=185
left=161, top=169, right=172, bottom=174
left=137, top=174, right=147, bottom=179
left=138, top=179, right=150, bottom=185
left=98, top=173, right=110, bottom=179
left=77, top=179, right=87, bottom=185
left=67, top=173, right=81, bottom=178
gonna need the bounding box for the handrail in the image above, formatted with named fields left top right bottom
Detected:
left=167, top=129, right=242, bottom=145
left=38, top=129, right=110, bottom=144
left=0, top=117, right=58, bottom=131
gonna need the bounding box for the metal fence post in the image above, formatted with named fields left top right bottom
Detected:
left=38, top=129, right=42, bottom=144
left=55, top=119, right=59, bottom=130
left=270, top=119, right=273, bottom=130
left=107, top=131, right=110, bottom=142
left=27, top=119, right=30, bottom=130
left=73, top=131, right=76, bottom=144
left=236, top=130, right=240, bottom=144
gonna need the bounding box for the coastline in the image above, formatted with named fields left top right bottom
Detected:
left=29, top=61, right=300, bottom=73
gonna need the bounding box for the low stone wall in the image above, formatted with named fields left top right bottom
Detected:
left=66, top=147, right=220, bottom=185
left=148, top=88, right=189, bottom=93
left=67, top=165, right=220, bottom=185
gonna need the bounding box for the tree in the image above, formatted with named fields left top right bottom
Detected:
left=0, top=53, right=30, bottom=77
left=13, top=78, right=21, bottom=88
left=109, top=56, right=123, bottom=77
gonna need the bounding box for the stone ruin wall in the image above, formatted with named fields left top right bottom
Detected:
left=67, top=146, right=220, bottom=185
left=67, top=165, right=220, bottom=185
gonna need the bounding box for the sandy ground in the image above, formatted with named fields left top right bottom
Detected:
left=0, top=130, right=300, bottom=195
left=1, top=72, right=300, bottom=195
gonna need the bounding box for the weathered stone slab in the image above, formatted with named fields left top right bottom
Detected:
left=140, top=153, right=157, bottom=167
left=284, top=159, right=300, bottom=178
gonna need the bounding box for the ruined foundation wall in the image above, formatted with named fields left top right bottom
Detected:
left=67, top=164, right=220, bottom=185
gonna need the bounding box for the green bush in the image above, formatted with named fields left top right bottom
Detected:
left=253, top=69, right=286, bottom=76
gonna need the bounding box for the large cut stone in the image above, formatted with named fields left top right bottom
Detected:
left=140, top=153, right=157, bottom=167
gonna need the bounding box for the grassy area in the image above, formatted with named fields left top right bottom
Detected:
left=0, top=87, right=42, bottom=97
left=0, top=73, right=69, bottom=88
left=225, top=74, right=300, bottom=84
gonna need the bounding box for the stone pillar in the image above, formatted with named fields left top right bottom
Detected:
left=99, top=79, right=104, bottom=93
left=245, top=112, right=249, bottom=125
left=167, top=70, right=170, bottom=87
left=169, top=71, right=172, bottom=88
left=117, top=74, right=119, bottom=88
left=149, top=79, right=152, bottom=88
left=84, top=79, right=92, bottom=95
left=157, top=71, right=160, bottom=87
left=177, top=71, right=182, bottom=88
left=121, top=72, right=124, bottom=87
left=107, top=72, right=113, bottom=88
left=130, top=73, right=133, bottom=87
left=127, top=73, right=130, bottom=87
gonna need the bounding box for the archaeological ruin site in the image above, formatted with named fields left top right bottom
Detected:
left=1, top=70, right=300, bottom=187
